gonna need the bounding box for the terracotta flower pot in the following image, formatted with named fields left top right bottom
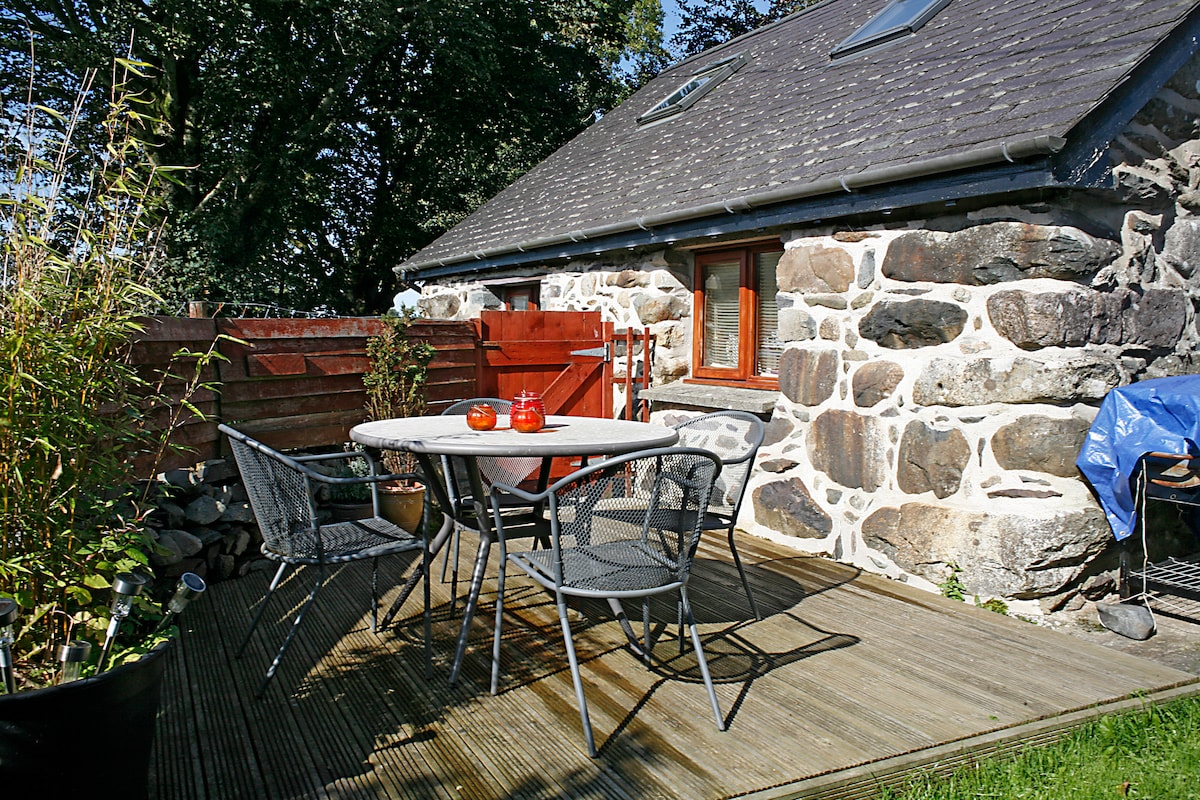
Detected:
left=378, top=481, right=425, bottom=533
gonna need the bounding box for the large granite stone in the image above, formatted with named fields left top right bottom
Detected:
left=912, top=356, right=1121, bottom=406
left=762, top=415, right=795, bottom=446
left=861, top=502, right=1111, bottom=598
left=634, top=293, right=685, bottom=324
left=1127, top=289, right=1189, bottom=349
left=1162, top=217, right=1200, bottom=278
left=987, top=289, right=1094, bottom=349
left=989, top=288, right=1188, bottom=351
left=753, top=477, right=832, bottom=539
left=778, top=245, right=854, bottom=293
left=778, top=306, right=817, bottom=341
left=858, top=299, right=967, bottom=349
left=882, top=222, right=1121, bottom=284
left=852, top=361, right=905, bottom=407
left=991, top=415, right=1093, bottom=477
left=808, top=410, right=888, bottom=491
left=896, top=421, right=970, bottom=498
left=779, top=348, right=838, bottom=406
left=418, top=292, right=460, bottom=319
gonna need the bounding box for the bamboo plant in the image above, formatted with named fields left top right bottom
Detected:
left=0, top=58, right=215, bottom=689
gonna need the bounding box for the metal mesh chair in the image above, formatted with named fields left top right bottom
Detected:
left=220, top=424, right=430, bottom=696
left=438, top=398, right=546, bottom=602
left=489, top=446, right=725, bottom=757
left=439, top=398, right=543, bottom=502
left=672, top=410, right=765, bottom=620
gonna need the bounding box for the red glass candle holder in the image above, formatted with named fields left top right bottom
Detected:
left=511, top=390, right=545, bottom=433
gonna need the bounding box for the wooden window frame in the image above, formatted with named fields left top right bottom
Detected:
left=501, top=284, right=539, bottom=312
left=689, top=242, right=781, bottom=390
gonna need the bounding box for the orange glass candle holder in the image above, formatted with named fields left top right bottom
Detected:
left=466, top=403, right=497, bottom=431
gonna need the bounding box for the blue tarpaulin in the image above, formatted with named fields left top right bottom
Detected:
left=1076, top=375, right=1200, bottom=540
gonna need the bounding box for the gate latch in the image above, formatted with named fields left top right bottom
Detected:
left=569, top=343, right=611, bottom=361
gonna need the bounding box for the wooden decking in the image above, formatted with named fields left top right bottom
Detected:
left=151, top=534, right=1198, bottom=799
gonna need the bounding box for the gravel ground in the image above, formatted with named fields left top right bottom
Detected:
left=1041, top=595, right=1200, bottom=676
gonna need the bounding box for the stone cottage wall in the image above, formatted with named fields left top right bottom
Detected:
left=416, top=57, right=1200, bottom=606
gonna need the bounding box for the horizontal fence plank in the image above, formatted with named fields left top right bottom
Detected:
left=127, top=316, right=480, bottom=468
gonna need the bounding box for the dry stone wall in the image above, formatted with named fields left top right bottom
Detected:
left=416, top=57, right=1200, bottom=606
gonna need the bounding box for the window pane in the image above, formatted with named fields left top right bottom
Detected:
left=756, top=252, right=783, bottom=376
left=702, top=260, right=741, bottom=369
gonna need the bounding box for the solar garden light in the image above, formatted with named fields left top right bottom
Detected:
left=0, top=598, right=17, bottom=694
left=154, top=572, right=206, bottom=634
left=56, top=640, right=92, bottom=684
left=97, top=572, right=148, bottom=673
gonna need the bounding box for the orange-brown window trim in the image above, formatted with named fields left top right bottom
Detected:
left=689, top=242, right=781, bottom=390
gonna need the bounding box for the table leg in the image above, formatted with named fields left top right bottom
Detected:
left=448, top=455, right=493, bottom=685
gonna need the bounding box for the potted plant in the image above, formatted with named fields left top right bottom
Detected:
left=362, top=312, right=436, bottom=533
left=0, top=58, right=209, bottom=794
left=315, top=446, right=377, bottom=522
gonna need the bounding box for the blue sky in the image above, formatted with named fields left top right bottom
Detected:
left=663, top=0, right=774, bottom=40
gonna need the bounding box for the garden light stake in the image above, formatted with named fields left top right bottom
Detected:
left=155, top=572, right=206, bottom=634
left=97, top=572, right=148, bottom=673
left=55, top=640, right=92, bottom=684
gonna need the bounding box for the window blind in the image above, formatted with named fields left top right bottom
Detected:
left=756, top=252, right=782, bottom=376
left=702, top=260, right=741, bottom=369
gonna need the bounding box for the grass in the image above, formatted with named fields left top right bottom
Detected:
left=880, top=694, right=1200, bottom=799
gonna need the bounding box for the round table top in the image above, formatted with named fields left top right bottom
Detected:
left=350, top=415, right=678, bottom=458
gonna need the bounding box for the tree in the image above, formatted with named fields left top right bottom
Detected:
left=670, top=0, right=815, bottom=59
left=1, top=0, right=655, bottom=315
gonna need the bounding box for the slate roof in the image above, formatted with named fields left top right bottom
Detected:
left=401, top=0, right=1200, bottom=277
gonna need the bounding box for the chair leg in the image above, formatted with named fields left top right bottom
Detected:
left=677, top=598, right=686, bottom=655
left=557, top=595, right=597, bottom=757
left=680, top=585, right=725, bottom=731
left=727, top=526, right=761, bottom=621
left=422, top=542, right=433, bottom=681
left=256, top=565, right=327, bottom=698
left=642, top=600, right=653, bottom=669
left=490, top=555, right=507, bottom=695
left=237, top=562, right=289, bottom=659
left=371, top=557, right=380, bottom=632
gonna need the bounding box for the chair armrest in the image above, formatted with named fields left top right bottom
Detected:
left=311, top=470, right=424, bottom=487
left=289, top=450, right=423, bottom=488
left=488, top=482, right=546, bottom=505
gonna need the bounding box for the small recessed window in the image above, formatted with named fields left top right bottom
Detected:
left=637, top=54, right=748, bottom=125
left=831, top=0, right=952, bottom=59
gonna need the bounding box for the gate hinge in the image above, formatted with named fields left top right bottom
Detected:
left=569, top=343, right=611, bottom=361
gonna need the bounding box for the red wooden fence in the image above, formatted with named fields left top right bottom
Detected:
left=130, top=312, right=654, bottom=474
left=131, top=317, right=478, bottom=472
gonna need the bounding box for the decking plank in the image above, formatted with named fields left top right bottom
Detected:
left=152, top=536, right=1198, bottom=799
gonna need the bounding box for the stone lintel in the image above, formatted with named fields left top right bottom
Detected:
left=641, top=381, right=778, bottom=414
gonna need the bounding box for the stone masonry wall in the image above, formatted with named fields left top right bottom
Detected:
left=417, top=55, right=1200, bottom=606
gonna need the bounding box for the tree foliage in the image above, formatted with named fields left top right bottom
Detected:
left=1, top=0, right=661, bottom=315
left=670, top=0, right=816, bottom=59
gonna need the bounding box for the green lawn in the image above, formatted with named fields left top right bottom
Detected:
left=882, top=694, right=1200, bottom=800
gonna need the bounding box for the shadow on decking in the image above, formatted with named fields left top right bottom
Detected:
left=151, top=536, right=1198, bottom=800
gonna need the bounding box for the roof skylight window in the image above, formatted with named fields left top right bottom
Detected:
left=637, top=53, right=748, bottom=125
left=831, top=0, right=952, bottom=59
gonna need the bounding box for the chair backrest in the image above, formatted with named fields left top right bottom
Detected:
left=441, top=398, right=541, bottom=491
left=219, top=424, right=321, bottom=560
left=542, top=447, right=721, bottom=594
left=672, top=410, right=765, bottom=519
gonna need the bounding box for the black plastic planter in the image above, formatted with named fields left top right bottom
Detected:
left=0, top=640, right=170, bottom=798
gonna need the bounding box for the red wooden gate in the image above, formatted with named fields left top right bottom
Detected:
left=476, top=310, right=613, bottom=419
